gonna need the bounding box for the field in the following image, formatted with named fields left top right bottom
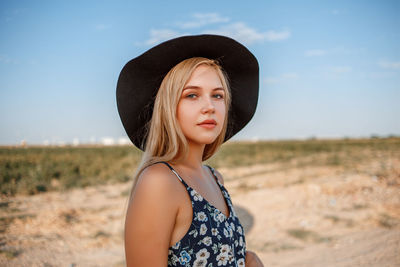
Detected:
left=1, top=137, right=399, bottom=266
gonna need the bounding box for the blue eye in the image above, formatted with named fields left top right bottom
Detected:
left=186, top=93, right=197, bottom=98
left=214, top=94, right=224, bottom=99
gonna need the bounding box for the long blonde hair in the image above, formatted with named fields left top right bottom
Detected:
left=129, top=57, right=231, bottom=200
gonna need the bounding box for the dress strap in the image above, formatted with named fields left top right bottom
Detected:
left=205, top=165, right=219, bottom=183
left=157, top=161, right=189, bottom=187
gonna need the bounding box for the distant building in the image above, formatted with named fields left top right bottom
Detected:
left=72, top=138, right=80, bottom=146
left=117, top=137, right=131, bottom=145
left=20, top=139, right=27, bottom=147
left=89, top=136, right=96, bottom=144
left=100, top=137, right=115, bottom=146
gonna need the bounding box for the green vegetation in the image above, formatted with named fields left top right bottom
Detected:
left=287, top=228, right=332, bottom=243
left=0, top=145, right=142, bottom=196
left=378, top=213, right=398, bottom=229
left=1, top=137, right=399, bottom=196
left=0, top=247, right=21, bottom=260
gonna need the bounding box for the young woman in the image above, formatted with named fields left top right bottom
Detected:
left=117, top=35, right=264, bottom=266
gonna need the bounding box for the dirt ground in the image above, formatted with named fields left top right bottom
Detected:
left=1, top=156, right=399, bottom=266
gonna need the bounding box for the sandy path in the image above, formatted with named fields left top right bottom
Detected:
left=1, top=158, right=399, bottom=266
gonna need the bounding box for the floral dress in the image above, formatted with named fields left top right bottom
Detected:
left=158, top=161, right=247, bottom=267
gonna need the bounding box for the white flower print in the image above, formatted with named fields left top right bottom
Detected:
left=195, top=248, right=210, bottom=260
left=216, top=212, right=225, bottom=223
left=216, top=246, right=231, bottom=266
left=200, top=223, right=207, bottom=235
left=213, top=212, right=219, bottom=222
left=211, top=228, right=219, bottom=236
left=228, top=250, right=235, bottom=264
left=191, top=248, right=210, bottom=267
left=237, top=258, right=245, bottom=266
left=189, top=229, right=198, bottom=238
left=171, top=241, right=180, bottom=249
left=237, top=225, right=242, bottom=235
left=220, top=245, right=235, bottom=265
left=220, top=244, right=231, bottom=254
left=239, top=236, right=243, bottom=247
left=191, top=190, right=203, bottom=201
left=202, top=236, right=212, bottom=246
left=216, top=252, right=228, bottom=266
left=171, top=254, right=179, bottom=265
left=196, top=211, right=208, bottom=222
left=223, top=228, right=230, bottom=238
left=193, top=258, right=208, bottom=267
left=230, top=222, right=235, bottom=231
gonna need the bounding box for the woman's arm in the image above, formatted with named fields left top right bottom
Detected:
left=124, top=164, right=180, bottom=266
left=245, top=250, right=264, bottom=267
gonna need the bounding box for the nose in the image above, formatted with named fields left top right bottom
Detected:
left=200, top=95, right=215, bottom=114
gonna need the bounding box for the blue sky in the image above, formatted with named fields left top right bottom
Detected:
left=0, top=0, right=399, bottom=145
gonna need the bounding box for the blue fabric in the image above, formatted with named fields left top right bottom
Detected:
left=158, top=161, right=247, bottom=267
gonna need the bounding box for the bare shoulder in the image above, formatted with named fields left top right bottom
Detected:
left=124, top=162, right=181, bottom=266
left=129, top=162, right=183, bottom=212
left=135, top=162, right=177, bottom=191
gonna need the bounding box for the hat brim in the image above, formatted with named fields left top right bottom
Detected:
left=116, top=34, right=259, bottom=150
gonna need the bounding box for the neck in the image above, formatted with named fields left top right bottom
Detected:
left=174, top=141, right=205, bottom=171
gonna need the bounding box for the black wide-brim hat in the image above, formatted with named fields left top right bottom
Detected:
left=116, top=34, right=259, bottom=150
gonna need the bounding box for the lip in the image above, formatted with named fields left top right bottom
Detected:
left=197, top=119, right=217, bottom=129
left=198, top=119, right=217, bottom=125
left=198, top=123, right=216, bottom=129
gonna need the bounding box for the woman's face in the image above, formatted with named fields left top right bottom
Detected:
left=177, top=65, right=226, bottom=146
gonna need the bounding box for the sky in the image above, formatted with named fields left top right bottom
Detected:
left=0, top=0, right=399, bottom=145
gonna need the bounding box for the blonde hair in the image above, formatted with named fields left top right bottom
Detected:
left=128, top=57, right=231, bottom=200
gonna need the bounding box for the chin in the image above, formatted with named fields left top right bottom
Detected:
left=189, top=135, right=219, bottom=145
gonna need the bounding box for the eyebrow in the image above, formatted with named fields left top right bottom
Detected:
left=182, top=86, right=224, bottom=91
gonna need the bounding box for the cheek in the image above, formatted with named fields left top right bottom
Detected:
left=216, top=102, right=226, bottom=118
left=177, top=102, right=195, bottom=126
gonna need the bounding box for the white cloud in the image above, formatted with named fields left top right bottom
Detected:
left=368, top=71, right=397, bottom=79
left=141, top=14, right=290, bottom=47
left=305, top=49, right=327, bottom=57
left=331, top=9, right=346, bottom=15
left=142, top=29, right=183, bottom=46
left=95, top=24, right=112, bottom=31
left=281, top=72, right=299, bottom=79
left=264, top=72, right=299, bottom=84
left=264, top=29, right=291, bottom=41
left=0, top=54, right=19, bottom=64
left=305, top=46, right=366, bottom=57
left=202, top=22, right=290, bottom=45
left=331, top=66, right=352, bottom=73
left=264, top=77, right=280, bottom=85
left=178, top=13, right=230, bottom=29
left=378, top=60, right=400, bottom=70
